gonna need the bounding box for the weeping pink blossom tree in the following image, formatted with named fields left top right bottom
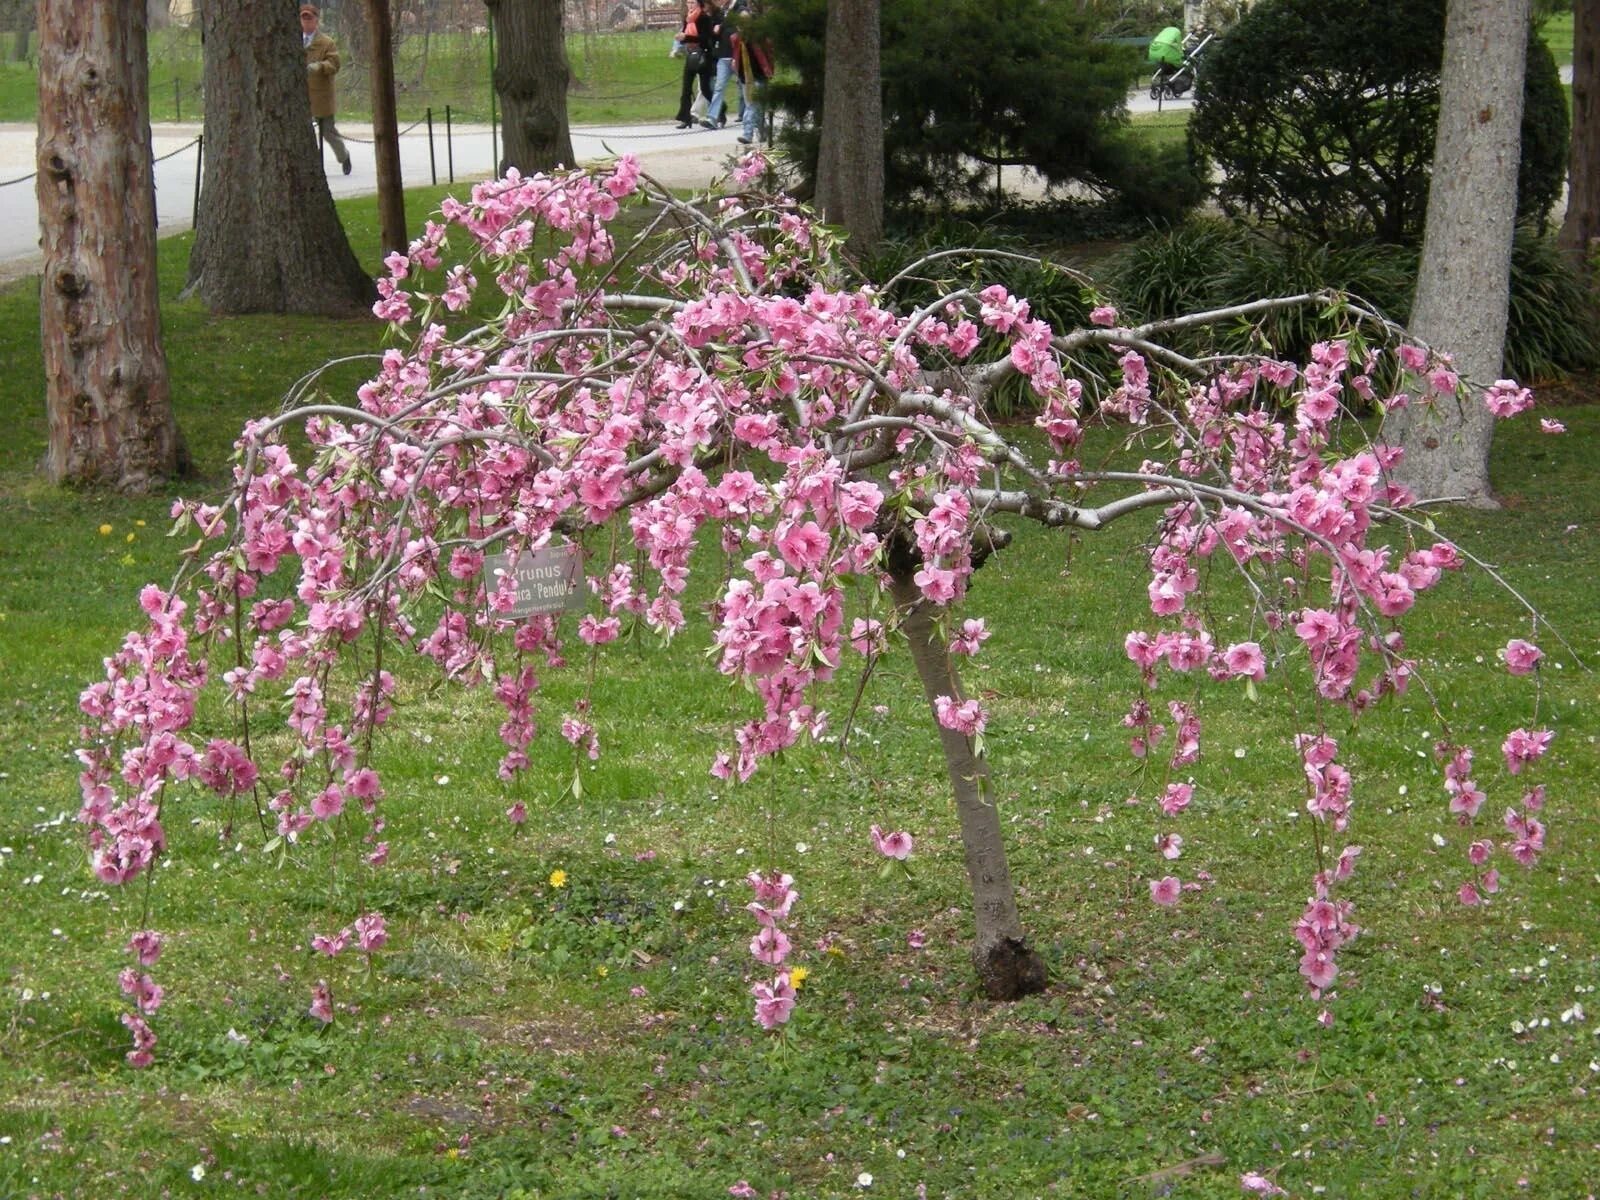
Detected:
left=76, top=154, right=1559, bottom=1066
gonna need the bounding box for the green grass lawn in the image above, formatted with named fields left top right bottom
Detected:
left=1, top=188, right=1598, bottom=1199
left=0, top=28, right=694, bottom=127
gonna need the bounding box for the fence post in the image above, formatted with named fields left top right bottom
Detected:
left=426, top=106, right=437, bottom=186
left=445, top=104, right=454, bottom=184
left=192, top=134, right=203, bottom=230
left=174, top=76, right=181, bottom=123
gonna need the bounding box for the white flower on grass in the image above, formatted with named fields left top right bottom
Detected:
left=855, top=1173, right=873, bottom=1189
left=190, top=1164, right=206, bottom=1181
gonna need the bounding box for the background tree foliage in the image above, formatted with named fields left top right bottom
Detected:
left=762, top=0, right=1202, bottom=215
left=1190, top=0, right=1568, bottom=242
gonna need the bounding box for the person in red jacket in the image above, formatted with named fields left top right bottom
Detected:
left=672, top=1, right=717, bottom=129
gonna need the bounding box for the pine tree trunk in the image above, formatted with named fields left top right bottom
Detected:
left=37, top=0, right=185, bottom=492
left=1384, top=0, right=1529, bottom=508
left=486, top=0, right=574, bottom=175
left=184, top=0, right=373, bottom=315
left=364, top=0, right=407, bottom=256
left=888, top=571, right=1047, bottom=1001
left=1561, top=0, right=1600, bottom=271
left=814, top=0, right=883, bottom=253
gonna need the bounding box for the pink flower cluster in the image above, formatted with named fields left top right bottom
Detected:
left=119, top=930, right=163, bottom=1067
left=746, top=870, right=799, bottom=1030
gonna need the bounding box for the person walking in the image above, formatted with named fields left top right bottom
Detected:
left=728, top=1, right=772, bottom=145
left=732, top=17, right=774, bottom=147
left=672, top=1, right=717, bottom=130
left=301, top=3, right=351, bottom=175
left=701, top=0, right=739, bottom=131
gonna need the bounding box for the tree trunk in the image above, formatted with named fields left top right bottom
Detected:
left=486, top=0, right=574, bottom=176
left=1383, top=0, right=1529, bottom=508
left=887, top=570, right=1047, bottom=1002
left=184, top=0, right=373, bottom=315
left=814, top=0, right=884, bottom=254
left=364, top=0, right=407, bottom=256
left=1560, top=0, right=1600, bottom=271
left=37, top=0, right=185, bottom=492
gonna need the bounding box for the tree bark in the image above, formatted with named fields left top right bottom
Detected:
left=184, top=0, right=373, bottom=315
left=1383, top=0, right=1529, bottom=508
left=486, top=0, right=574, bottom=176
left=814, top=0, right=884, bottom=254
left=887, top=570, right=1047, bottom=1002
left=364, top=0, right=407, bottom=256
left=1561, top=0, right=1600, bottom=271
left=37, top=0, right=185, bottom=492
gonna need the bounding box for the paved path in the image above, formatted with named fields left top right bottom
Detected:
left=0, top=117, right=769, bottom=283
left=0, top=82, right=1197, bottom=282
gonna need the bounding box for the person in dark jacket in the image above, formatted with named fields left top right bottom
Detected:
left=702, top=0, right=741, bottom=130
left=673, top=1, right=717, bottom=129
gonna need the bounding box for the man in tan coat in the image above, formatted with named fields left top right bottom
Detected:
left=301, top=3, right=352, bottom=175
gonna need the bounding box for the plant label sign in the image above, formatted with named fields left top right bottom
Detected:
left=485, top=544, right=586, bottom=617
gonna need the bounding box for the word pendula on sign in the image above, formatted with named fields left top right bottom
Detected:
left=485, top=544, right=586, bottom=618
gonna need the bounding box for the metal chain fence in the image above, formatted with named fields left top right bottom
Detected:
left=140, top=0, right=690, bottom=127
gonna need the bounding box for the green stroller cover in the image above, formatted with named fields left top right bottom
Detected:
left=1148, top=26, right=1184, bottom=68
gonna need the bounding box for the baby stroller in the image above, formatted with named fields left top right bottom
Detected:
left=1147, top=26, right=1214, bottom=101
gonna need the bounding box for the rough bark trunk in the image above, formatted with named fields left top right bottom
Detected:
left=486, top=0, right=574, bottom=176
left=37, top=0, right=185, bottom=492
left=1383, top=0, right=1529, bottom=508
left=1561, top=0, right=1600, bottom=271
left=184, top=0, right=373, bottom=315
left=814, top=0, right=884, bottom=254
left=364, top=0, right=407, bottom=256
left=887, top=570, right=1047, bottom=1002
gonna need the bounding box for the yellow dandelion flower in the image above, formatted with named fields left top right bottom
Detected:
left=596, top=965, right=608, bottom=979
left=125, top=532, right=137, bottom=544
left=134, top=519, right=147, bottom=527
left=788, top=966, right=809, bottom=990
left=549, top=869, right=568, bottom=888
left=98, top=524, right=113, bottom=536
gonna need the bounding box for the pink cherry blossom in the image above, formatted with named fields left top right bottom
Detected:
left=1502, top=639, right=1543, bottom=675
left=1160, top=782, right=1193, bottom=816
left=933, top=695, right=986, bottom=737
left=1240, top=1172, right=1289, bottom=1197
left=870, top=824, right=914, bottom=860
left=355, top=912, right=388, bottom=952
left=750, top=925, right=792, bottom=966
left=1484, top=379, right=1534, bottom=418
left=1150, top=876, right=1182, bottom=906
left=1501, top=727, right=1553, bottom=776
left=1222, top=641, right=1266, bottom=682
left=309, top=981, right=334, bottom=1024
left=126, top=930, right=163, bottom=967
left=751, top=973, right=797, bottom=1029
